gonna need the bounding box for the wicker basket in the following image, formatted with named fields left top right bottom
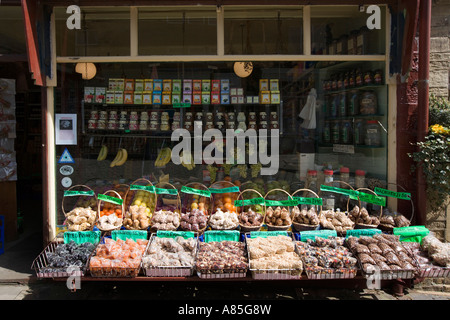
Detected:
left=62, top=184, right=98, bottom=232
left=263, top=188, right=295, bottom=231
left=236, top=189, right=266, bottom=233
left=150, top=182, right=181, bottom=233
left=179, top=182, right=212, bottom=234
left=291, top=188, right=321, bottom=232
left=208, top=181, right=240, bottom=231
left=141, top=233, right=198, bottom=277
left=377, top=183, right=414, bottom=233
left=352, top=188, right=382, bottom=230
left=122, top=178, right=156, bottom=231
left=96, top=190, right=124, bottom=232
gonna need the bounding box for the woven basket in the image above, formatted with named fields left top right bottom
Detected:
left=208, top=181, right=240, bottom=231
left=96, top=189, right=124, bottom=233
left=264, top=188, right=294, bottom=231
left=150, top=182, right=181, bottom=233
left=179, top=182, right=212, bottom=234
left=352, top=188, right=382, bottom=230
left=291, top=188, right=321, bottom=232
left=122, top=178, right=156, bottom=231
left=377, top=183, right=414, bottom=233
left=236, top=188, right=266, bottom=233
left=62, top=184, right=98, bottom=232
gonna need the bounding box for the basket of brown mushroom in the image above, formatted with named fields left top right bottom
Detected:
left=263, top=188, right=294, bottom=231
left=348, top=188, right=383, bottom=230
left=122, top=178, right=157, bottom=231
left=291, top=189, right=321, bottom=232
left=376, top=183, right=413, bottom=233
left=236, top=189, right=266, bottom=233
left=179, top=182, right=212, bottom=233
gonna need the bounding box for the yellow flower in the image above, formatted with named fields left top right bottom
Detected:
left=430, top=124, right=449, bottom=135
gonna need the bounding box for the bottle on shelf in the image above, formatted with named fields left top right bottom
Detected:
left=355, top=170, right=366, bottom=189
left=322, top=169, right=336, bottom=211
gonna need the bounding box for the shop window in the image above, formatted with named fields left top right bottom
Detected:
left=54, top=7, right=131, bottom=57
left=0, top=7, right=27, bottom=54
left=223, top=6, right=303, bottom=55
left=138, top=7, right=217, bottom=56
left=311, top=5, right=386, bottom=55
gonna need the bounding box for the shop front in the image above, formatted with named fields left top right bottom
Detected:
left=23, top=0, right=446, bottom=287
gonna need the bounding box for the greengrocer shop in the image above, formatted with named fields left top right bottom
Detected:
left=22, top=0, right=438, bottom=285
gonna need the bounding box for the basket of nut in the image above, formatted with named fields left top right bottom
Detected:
left=263, top=188, right=295, bottom=231
left=291, top=188, right=321, bottom=232
left=62, top=185, right=98, bottom=232
left=150, top=182, right=181, bottom=233
left=236, top=189, right=266, bottom=233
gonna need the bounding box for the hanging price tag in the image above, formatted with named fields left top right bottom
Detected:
left=320, top=185, right=359, bottom=197
left=374, top=187, right=411, bottom=200
left=154, top=187, right=178, bottom=195
left=64, top=190, right=95, bottom=197
left=130, top=184, right=155, bottom=192
left=63, top=231, right=101, bottom=244
left=209, top=186, right=240, bottom=194
left=346, top=229, right=382, bottom=238
left=350, top=192, right=386, bottom=206
left=181, top=186, right=211, bottom=197
left=264, top=199, right=299, bottom=207
left=293, top=197, right=323, bottom=206
left=98, top=193, right=123, bottom=205
left=234, top=197, right=265, bottom=207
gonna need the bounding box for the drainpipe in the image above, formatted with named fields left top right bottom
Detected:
left=416, top=0, right=431, bottom=227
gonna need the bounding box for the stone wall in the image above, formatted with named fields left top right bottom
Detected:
left=430, top=0, right=450, bottom=99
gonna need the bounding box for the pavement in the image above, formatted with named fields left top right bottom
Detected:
left=0, top=212, right=449, bottom=302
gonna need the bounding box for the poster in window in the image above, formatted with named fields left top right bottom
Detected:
left=55, top=113, right=77, bottom=145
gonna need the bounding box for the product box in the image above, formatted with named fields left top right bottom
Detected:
left=183, top=79, right=192, bottom=93
left=182, top=93, right=192, bottom=104
left=221, top=93, right=230, bottom=104
left=246, top=96, right=253, bottom=104
left=172, top=93, right=181, bottom=104
left=153, top=79, right=163, bottom=92
left=152, top=92, right=162, bottom=105
left=134, top=92, right=143, bottom=104
left=124, top=91, right=134, bottom=104
left=202, top=92, right=211, bottom=104
left=135, top=79, right=144, bottom=92
left=108, top=79, right=116, bottom=91
left=230, top=88, right=237, bottom=96
left=270, top=91, right=280, bottom=104
left=106, top=91, right=115, bottom=104
left=124, top=79, right=135, bottom=91
left=192, top=92, right=202, bottom=105
left=116, top=79, right=125, bottom=91
left=162, top=92, right=172, bottom=105
left=231, top=96, right=238, bottom=104
left=260, top=91, right=271, bottom=104
left=212, top=80, right=220, bottom=92
left=202, top=80, right=211, bottom=92
left=163, top=80, right=172, bottom=92
left=253, top=96, right=259, bottom=104
left=95, top=87, right=106, bottom=104
left=237, top=96, right=245, bottom=104
left=237, top=88, right=244, bottom=96
left=84, top=87, right=95, bottom=103
left=142, top=92, right=152, bottom=104
left=259, top=79, right=269, bottom=91
left=193, top=80, right=202, bottom=92
left=144, top=79, right=153, bottom=91
left=211, top=92, right=220, bottom=104
left=270, top=79, right=279, bottom=91
left=172, top=79, right=182, bottom=93
left=114, top=91, right=124, bottom=104
left=220, top=79, right=230, bottom=93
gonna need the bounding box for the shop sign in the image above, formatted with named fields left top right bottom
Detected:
left=61, top=177, right=72, bottom=188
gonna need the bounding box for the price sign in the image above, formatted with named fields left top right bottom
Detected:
left=346, top=229, right=382, bottom=238
left=98, top=193, right=123, bottom=205
left=264, top=199, right=299, bottom=207
left=156, top=230, right=195, bottom=239
left=249, top=231, right=289, bottom=238
left=209, top=186, right=240, bottom=194
left=320, top=185, right=359, bottom=197
left=204, top=230, right=240, bottom=242
left=154, top=187, right=178, bottom=195
left=111, top=230, right=148, bottom=241
left=130, top=185, right=155, bottom=192
left=293, top=197, right=323, bottom=206
left=374, top=187, right=411, bottom=200
left=350, top=192, right=386, bottom=206
left=299, top=229, right=337, bottom=242
left=234, top=197, right=265, bottom=207
left=63, top=231, right=101, bottom=244
left=64, top=190, right=95, bottom=197
left=181, top=186, right=211, bottom=197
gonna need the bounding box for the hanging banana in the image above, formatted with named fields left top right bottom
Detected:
left=110, top=149, right=123, bottom=168
left=97, top=145, right=108, bottom=161
left=115, top=148, right=128, bottom=166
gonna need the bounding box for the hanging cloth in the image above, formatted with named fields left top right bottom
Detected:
left=299, top=88, right=317, bottom=129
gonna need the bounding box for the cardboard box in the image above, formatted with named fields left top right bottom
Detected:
left=116, top=79, right=125, bottom=91
left=193, top=93, right=202, bottom=105
left=270, top=79, right=279, bottom=91
left=114, top=91, right=124, bottom=104
left=163, top=80, right=172, bottom=92
left=134, top=92, right=143, bottom=104
left=259, top=79, right=269, bottom=91
left=237, top=88, right=244, bottom=96
left=182, top=93, right=192, bottom=104
left=162, top=92, right=171, bottom=105
left=260, top=91, right=271, bottom=104
left=246, top=96, right=253, bottom=104
left=220, top=79, right=230, bottom=93
left=211, top=92, right=220, bottom=104
left=172, top=93, right=181, bottom=104
left=125, top=79, right=135, bottom=91
left=84, top=87, right=95, bottom=103
left=108, top=79, right=116, bottom=91
left=142, top=92, right=152, bottom=104
left=193, top=80, right=202, bottom=92
left=221, top=93, right=230, bottom=104
left=95, top=87, right=106, bottom=104
left=270, top=91, right=280, bottom=104
left=212, top=80, right=220, bottom=92
left=106, top=91, right=115, bottom=104
left=124, top=91, right=134, bottom=104
left=237, top=96, right=244, bottom=104
left=231, top=96, right=238, bottom=104
left=152, top=92, right=162, bottom=104
left=183, top=79, right=192, bottom=93
left=202, top=93, right=211, bottom=104
left=202, top=80, right=211, bottom=92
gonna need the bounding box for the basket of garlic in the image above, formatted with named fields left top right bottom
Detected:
left=122, top=178, right=157, bottom=230
left=208, top=181, right=240, bottom=230
left=96, top=190, right=124, bottom=232
left=62, top=185, right=97, bottom=232
left=150, top=182, right=181, bottom=233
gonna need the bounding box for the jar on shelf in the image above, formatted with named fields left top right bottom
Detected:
left=364, top=120, right=381, bottom=146
left=109, top=111, right=118, bottom=120
left=237, top=112, right=246, bottom=122
left=205, top=122, right=214, bottom=130
left=259, top=121, right=268, bottom=130
left=119, top=111, right=128, bottom=121
left=343, top=72, right=350, bottom=89
left=249, top=112, right=257, bottom=122
left=337, top=73, right=344, bottom=90
left=259, top=112, right=267, bottom=122
left=173, top=112, right=181, bottom=122
left=195, top=112, right=203, bottom=121
left=340, top=120, right=352, bottom=144
left=140, top=111, right=149, bottom=121
left=118, top=120, right=127, bottom=130
left=323, top=169, right=336, bottom=210
left=270, top=112, right=278, bottom=121
left=354, top=119, right=365, bottom=145
left=206, top=112, right=214, bottom=122
left=130, top=111, right=139, bottom=121
left=270, top=121, right=279, bottom=129
left=216, top=112, right=225, bottom=123
left=90, top=110, right=99, bottom=120
left=374, top=69, right=383, bottom=85
left=216, top=121, right=225, bottom=132
left=338, top=92, right=347, bottom=117
left=185, top=112, right=193, bottom=122
left=330, top=93, right=339, bottom=118
left=150, top=111, right=159, bottom=122
left=139, top=120, right=148, bottom=131
left=248, top=121, right=257, bottom=130
left=97, top=120, right=106, bottom=130
left=364, top=71, right=374, bottom=86
left=171, top=121, right=180, bottom=131
left=323, top=120, right=331, bottom=144
left=355, top=170, right=366, bottom=189
left=359, top=91, right=378, bottom=115
left=349, top=69, right=356, bottom=88
left=227, top=112, right=236, bottom=122
left=99, top=111, right=108, bottom=121
left=339, top=167, right=350, bottom=188
left=149, top=121, right=159, bottom=131
left=160, top=120, right=170, bottom=131
left=306, top=170, right=318, bottom=194
left=88, top=119, right=97, bottom=130
left=331, top=120, right=340, bottom=144
left=129, top=120, right=138, bottom=131
left=348, top=90, right=360, bottom=116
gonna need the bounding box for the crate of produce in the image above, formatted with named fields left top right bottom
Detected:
left=141, top=231, right=198, bottom=277
left=195, top=230, right=248, bottom=279
left=89, top=231, right=148, bottom=277
left=295, top=235, right=358, bottom=280
left=346, top=233, right=418, bottom=280
left=245, top=232, right=303, bottom=280
left=31, top=231, right=100, bottom=279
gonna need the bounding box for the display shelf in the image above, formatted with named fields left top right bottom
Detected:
left=323, top=114, right=385, bottom=121
left=323, top=84, right=386, bottom=95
